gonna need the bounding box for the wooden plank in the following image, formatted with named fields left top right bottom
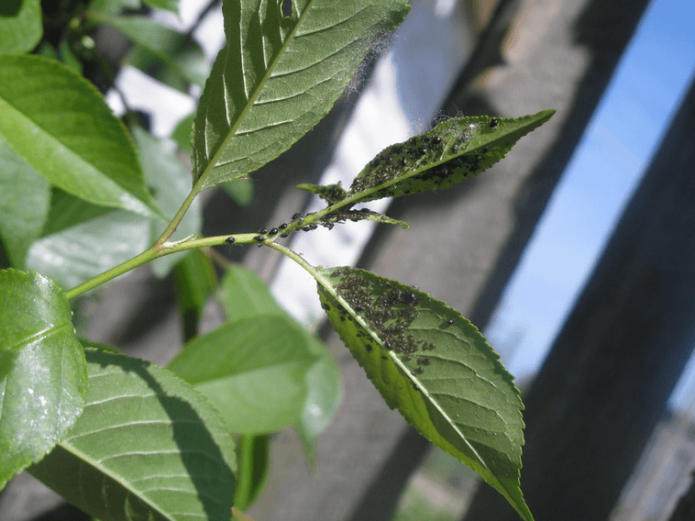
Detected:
left=463, top=76, right=695, bottom=521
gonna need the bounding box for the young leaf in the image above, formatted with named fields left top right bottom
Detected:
left=191, top=0, right=411, bottom=188
left=315, top=266, right=534, bottom=521
left=0, top=0, right=42, bottom=53
left=0, top=136, right=50, bottom=268
left=94, top=15, right=210, bottom=91
left=0, top=54, right=163, bottom=220
left=29, top=348, right=237, bottom=521
left=167, top=312, right=340, bottom=436
left=300, top=111, right=555, bottom=206
left=0, top=269, right=88, bottom=491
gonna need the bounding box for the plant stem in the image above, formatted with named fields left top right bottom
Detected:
left=65, top=247, right=158, bottom=300
left=65, top=232, right=253, bottom=300
left=155, top=175, right=207, bottom=246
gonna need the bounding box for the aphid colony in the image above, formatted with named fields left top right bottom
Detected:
left=327, top=268, right=437, bottom=375
left=224, top=207, right=383, bottom=245
left=347, top=117, right=500, bottom=200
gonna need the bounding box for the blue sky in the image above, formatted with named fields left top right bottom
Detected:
left=484, top=0, right=695, bottom=410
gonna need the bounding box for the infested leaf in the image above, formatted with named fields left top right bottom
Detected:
left=299, top=111, right=555, bottom=206
left=315, top=266, right=533, bottom=521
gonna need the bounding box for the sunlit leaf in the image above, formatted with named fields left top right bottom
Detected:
left=0, top=269, right=87, bottom=490
left=316, top=266, right=533, bottom=521
left=192, top=0, right=411, bottom=188
left=0, top=54, right=163, bottom=219
left=29, top=348, right=237, bottom=521
left=0, top=135, right=50, bottom=267
left=0, top=0, right=42, bottom=53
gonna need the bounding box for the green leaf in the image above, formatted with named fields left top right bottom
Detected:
left=217, top=264, right=285, bottom=319
left=171, top=112, right=194, bottom=154
left=0, top=54, right=163, bottom=219
left=173, top=249, right=217, bottom=340
left=29, top=348, right=237, bottom=521
left=89, top=0, right=141, bottom=15
left=142, top=0, right=178, bottom=14
left=58, top=39, right=83, bottom=74
left=167, top=313, right=339, bottom=435
left=132, top=126, right=201, bottom=277
left=192, top=0, right=411, bottom=188
left=25, top=210, right=151, bottom=291
left=215, top=265, right=340, bottom=452
left=300, top=111, right=555, bottom=205
left=315, top=266, right=533, bottom=521
left=0, top=0, right=42, bottom=53
left=221, top=179, right=255, bottom=207
left=234, top=434, right=269, bottom=511
left=0, top=269, right=88, bottom=491
left=0, top=135, right=50, bottom=267
left=40, top=189, right=114, bottom=237
left=96, top=15, right=209, bottom=91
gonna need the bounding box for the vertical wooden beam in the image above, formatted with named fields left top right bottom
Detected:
left=464, top=76, right=695, bottom=521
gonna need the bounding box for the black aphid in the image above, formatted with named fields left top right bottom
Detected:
left=451, top=144, right=458, bottom=153
left=373, top=158, right=381, bottom=167
left=354, top=305, right=364, bottom=313
left=225, top=236, right=236, bottom=244
left=399, top=158, right=407, bottom=166
left=418, top=147, right=427, bottom=155
left=302, top=226, right=311, bottom=231
left=309, top=224, right=318, bottom=230
left=279, top=223, right=287, bottom=229
left=254, top=235, right=265, bottom=242
left=445, top=319, right=454, bottom=325
left=393, top=146, right=404, bottom=154
left=381, top=356, right=388, bottom=360
left=292, top=212, right=302, bottom=220
left=270, top=228, right=279, bottom=235
left=258, top=227, right=268, bottom=234
left=384, top=340, right=392, bottom=350
left=366, top=344, right=373, bottom=352
left=489, top=118, right=499, bottom=128
left=432, top=136, right=442, bottom=144
left=333, top=269, right=342, bottom=276
left=420, top=136, right=429, bottom=143
left=280, top=232, right=290, bottom=238
left=413, top=384, right=420, bottom=391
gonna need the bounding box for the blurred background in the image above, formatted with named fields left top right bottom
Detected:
left=2, top=0, right=694, bottom=520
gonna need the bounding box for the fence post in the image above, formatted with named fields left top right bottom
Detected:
left=463, top=75, right=695, bottom=521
